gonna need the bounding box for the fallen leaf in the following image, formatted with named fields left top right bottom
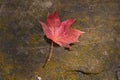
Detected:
left=40, top=11, right=84, bottom=48
left=39, top=11, right=85, bottom=67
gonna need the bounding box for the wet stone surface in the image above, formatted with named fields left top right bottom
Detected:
left=0, top=0, right=120, bottom=80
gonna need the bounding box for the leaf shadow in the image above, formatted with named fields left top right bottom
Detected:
left=44, top=36, right=59, bottom=48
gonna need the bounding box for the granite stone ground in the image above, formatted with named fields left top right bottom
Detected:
left=0, top=0, right=120, bottom=80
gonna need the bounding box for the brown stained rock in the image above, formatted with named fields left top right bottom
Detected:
left=0, top=0, right=120, bottom=80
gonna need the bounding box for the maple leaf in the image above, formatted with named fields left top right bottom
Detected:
left=40, top=11, right=84, bottom=48
left=39, top=11, right=85, bottom=67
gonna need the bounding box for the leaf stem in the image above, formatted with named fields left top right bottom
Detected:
left=48, top=41, right=54, bottom=61
left=43, top=41, right=53, bottom=67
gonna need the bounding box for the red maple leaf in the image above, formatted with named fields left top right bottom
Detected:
left=39, top=11, right=85, bottom=67
left=40, top=11, right=84, bottom=48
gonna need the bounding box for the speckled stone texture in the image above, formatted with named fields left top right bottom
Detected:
left=0, top=0, right=120, bottom=80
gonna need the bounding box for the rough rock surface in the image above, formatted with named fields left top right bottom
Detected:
left=0, top=0, right=120, bottom=80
